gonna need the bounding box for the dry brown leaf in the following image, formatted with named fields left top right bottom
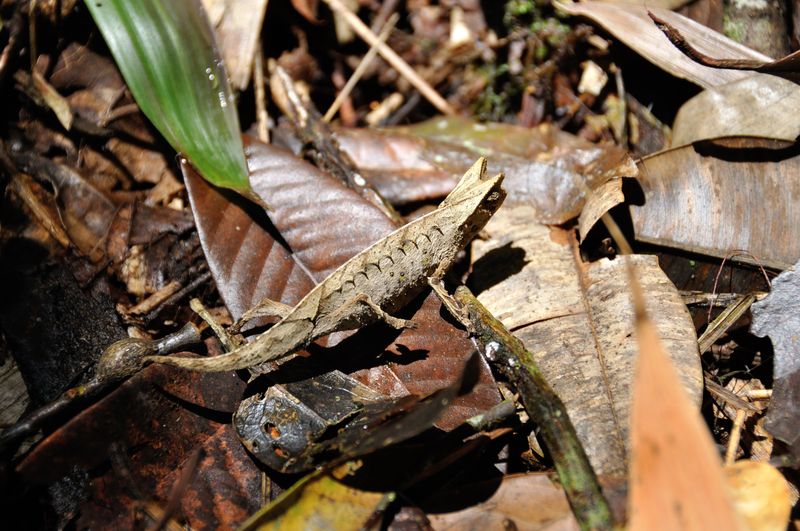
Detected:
left=724, top=461, right=792, bottom=531
left=202, top=0, right=269, bottom=90
left=554, top=2, right=769, bottom=88
left=471, top=206, right=702, bottom=476
left=426, top=473, right=579, bottom=531
left=631, top=143, right=800, bottom=269
left=337, top=117, right=636, bottom=223
left=629, top=290, right=743, bottom=529
left=672, top=75, right=800, bottom=147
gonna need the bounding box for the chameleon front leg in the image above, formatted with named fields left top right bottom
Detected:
left=320, top=293, right=417, bottom=333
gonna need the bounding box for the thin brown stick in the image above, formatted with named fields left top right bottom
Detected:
left=747, top=389, right=772, bottom=400
left=725, top=409, right=746, bottom=465
left=321, top=0, right=455, bottom=115
left=324, top=13, right=398, bottom=122
left=253, top=38, right=270, bottom=143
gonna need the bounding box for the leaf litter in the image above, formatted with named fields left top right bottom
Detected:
left=1, top=0, right=798, bottom=529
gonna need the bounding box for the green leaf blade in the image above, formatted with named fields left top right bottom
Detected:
left=85, top=0, right=249, bottom=193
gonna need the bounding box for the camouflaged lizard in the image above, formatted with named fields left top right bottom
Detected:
left=146, top=158, right=505, bottom=372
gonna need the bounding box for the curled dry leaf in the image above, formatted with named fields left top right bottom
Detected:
left=671, top=75, right=800, bottom=147
left=554, top=2, right=768, bottom=88
left=470, top=206, right=702, bottom=476
left=578, top=177, right=624, bottom=239
left=337, top=117, right=636, bottom=223
left=751, top=259, right=800, bottom=462
left=631, top=142, right=800, bottom=270
left=628, top=271, right=742, bottom=530
left=649, top=11, right=800, bottom=80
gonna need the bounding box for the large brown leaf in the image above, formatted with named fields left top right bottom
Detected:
left=189, top=137, right=500, bottom=428
left=470, top=205, right=702, bottom=477
left=631, top=142, right=800, bottom=269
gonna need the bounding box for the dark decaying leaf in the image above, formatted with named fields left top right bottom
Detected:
left=15, top=360, right=255, bottom=529
left=750, top=259, right=800, bottom=464
left=631, top=141, right=800, bottom=269
left=0, top=259, right=126, bottom=406
left=188, top=136, right=500, bottom=429
left=336, top=117, right=636, bottom=224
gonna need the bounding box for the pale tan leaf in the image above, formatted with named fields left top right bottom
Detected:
left=427, top=473, right=579, bottom=531
left=724, top=461, right=792, bottom=531
left=471, top=206, right=702, bottom=476
left=629, top=299, right=743, bottom=530
left=554, top=2, right=769, bottom=88
left=631, top=143, right=800, bottom=269
left=578, top=177, right=624, bottom=240
left=672, top=75, right=800, bottom=147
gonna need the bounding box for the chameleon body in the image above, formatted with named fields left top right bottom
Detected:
left=147, top=158, right=505, bottom=372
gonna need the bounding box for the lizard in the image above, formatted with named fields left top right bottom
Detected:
left=145, top=157, right=505, bottom=372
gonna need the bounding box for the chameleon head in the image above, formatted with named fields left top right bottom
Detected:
left=441, top=157, right=506, bottom=242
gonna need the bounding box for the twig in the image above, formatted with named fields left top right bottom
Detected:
left=708, top=251, right=772, bottom=324
left=321, top=0, right=455, bottom=115
left=445, top=286, right=614, bottom=531
left=324, top=13, right=398, bottom=122
left=253, top=38, right=270, bottom=143
left=697, top=293, right=757, bottom=354
left=725, top=409, right=746, bottom=465
left=747, top=389, right=772, bottom=400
